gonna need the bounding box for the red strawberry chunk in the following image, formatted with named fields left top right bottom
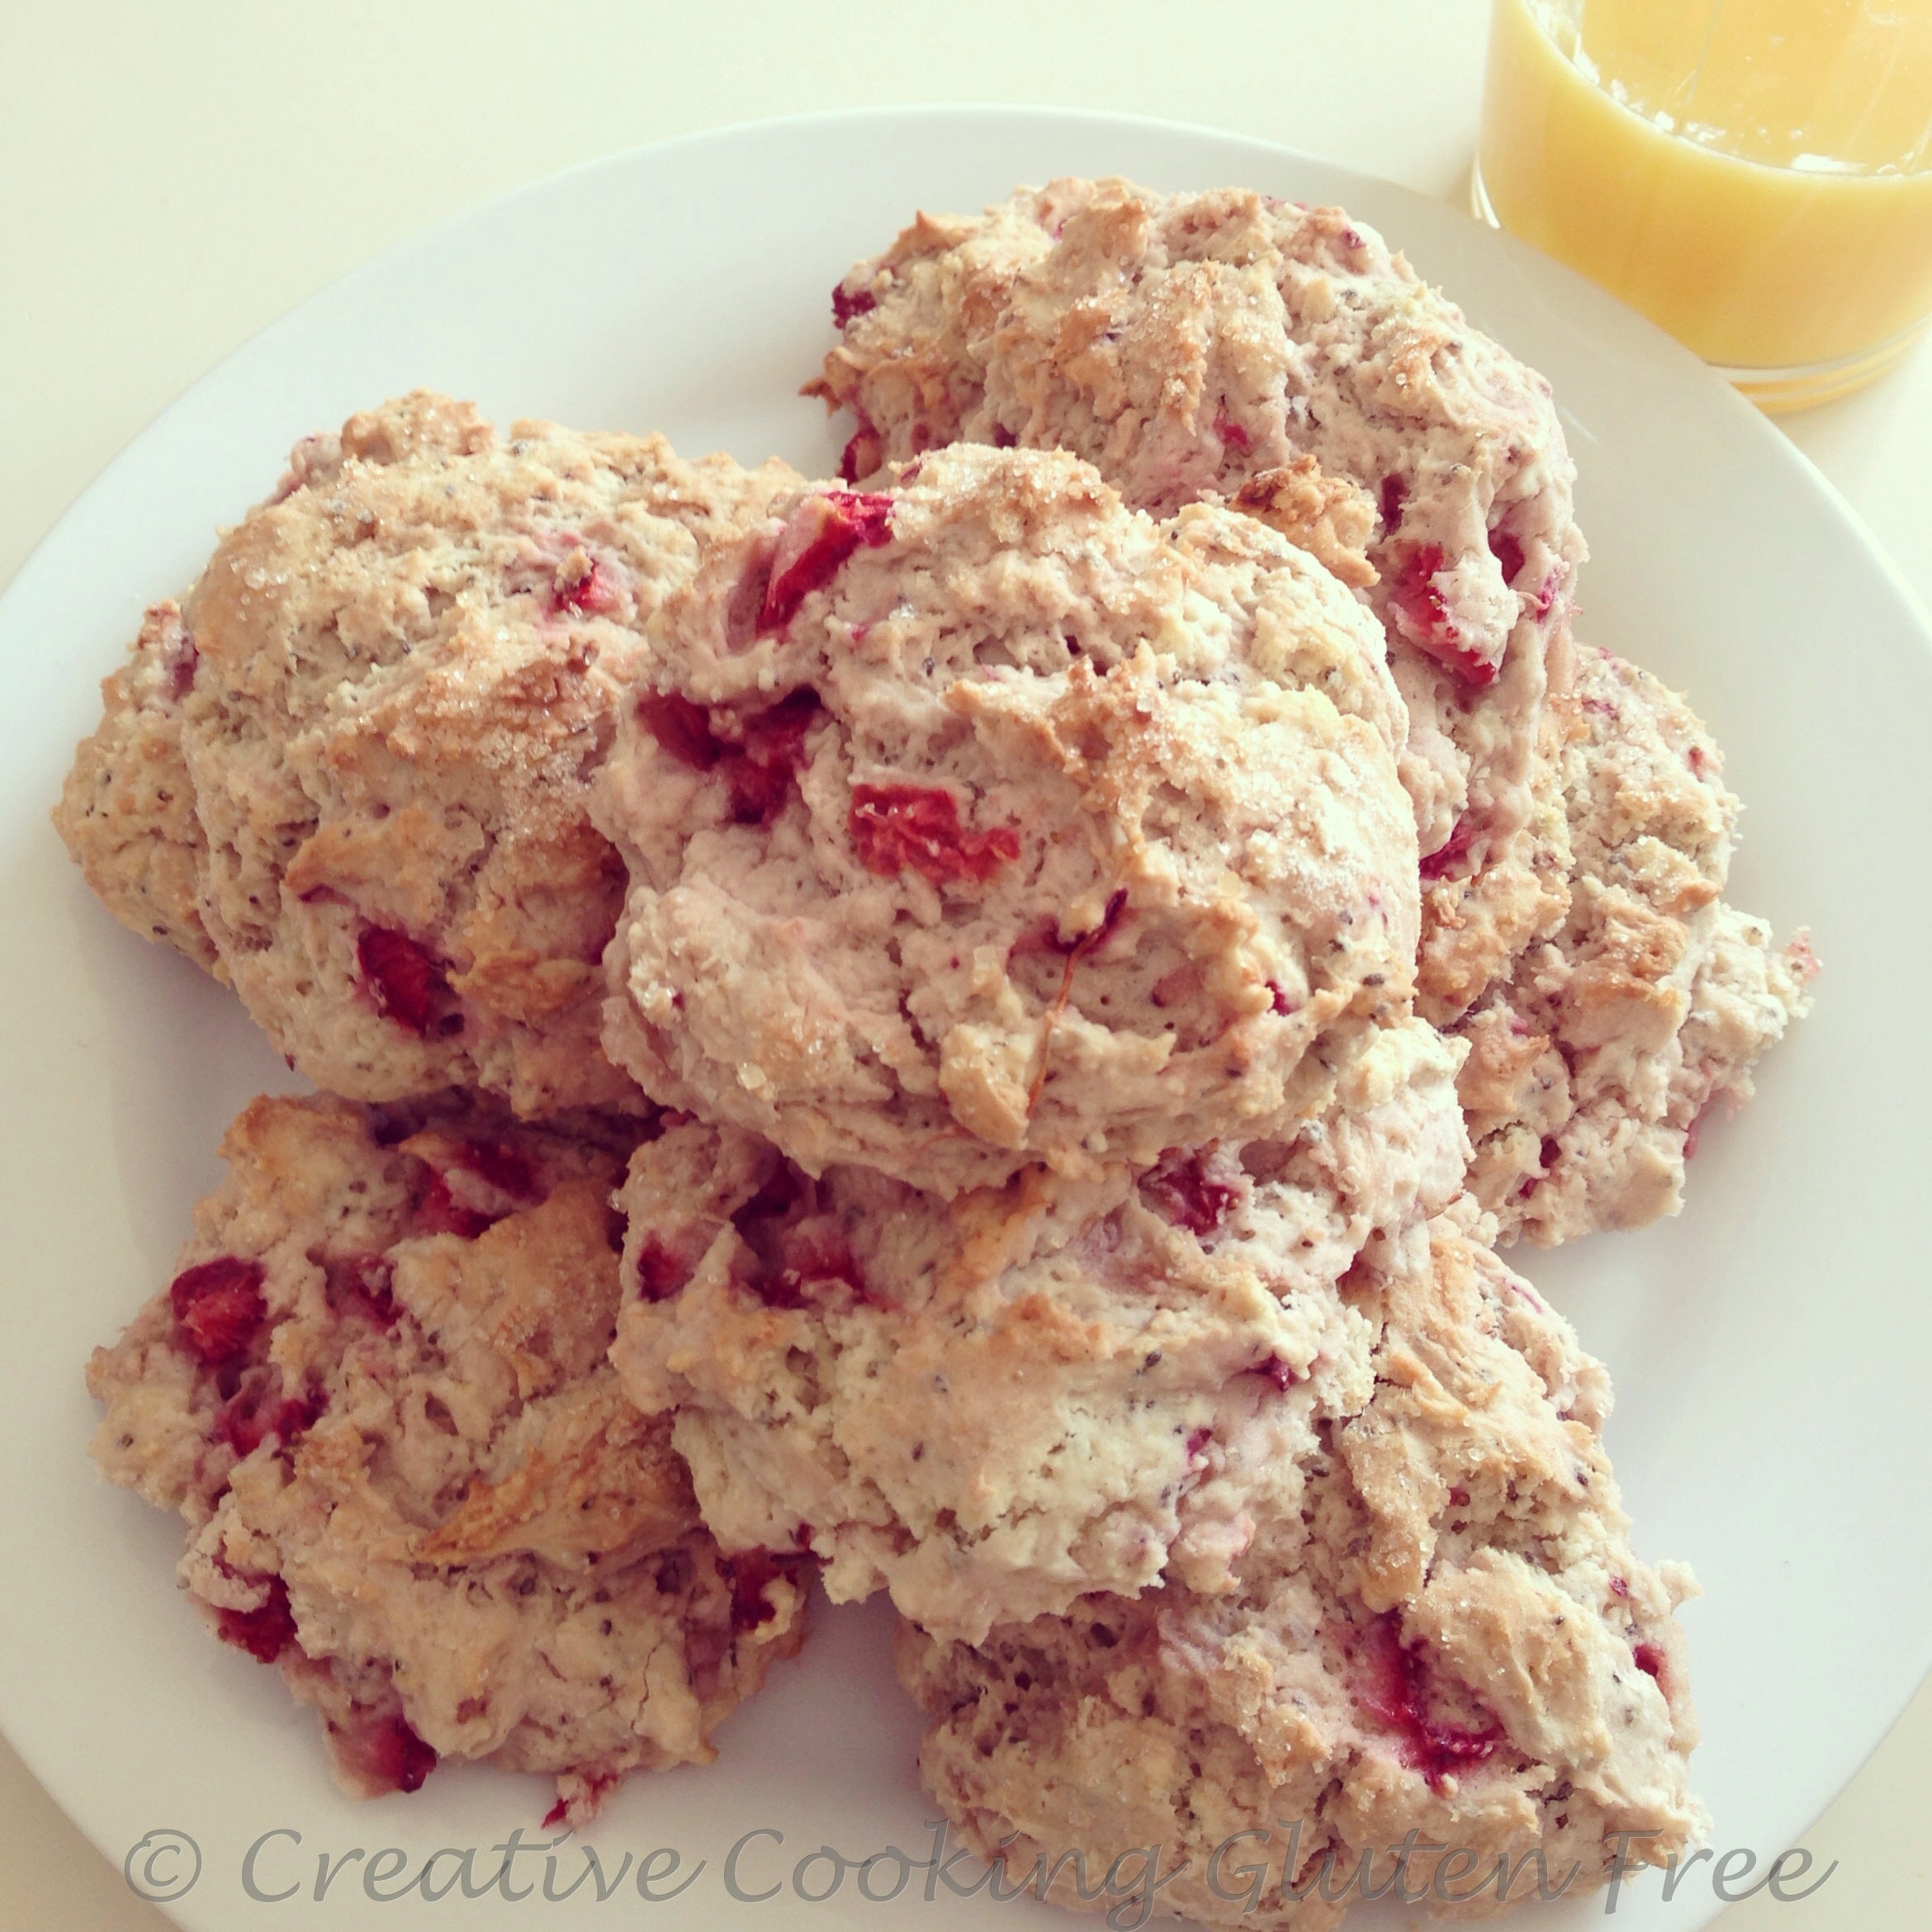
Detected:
left=724, top=1550, right=806, bottom=1631
left=831, top=282, right=878, bottom=327
left=1387, top=543, right=1499, bottom=688
left=164, top=634, right=200, bottom=702
left=338, top=1713, right=438, bottom=1796
left=848, top=783, right=1019, bottom=885
left=413, top=1169, right=498, bottom=1240
left=215, top=1576, right=298, bottom=1664
left=1379, top=474, right=1409, bottom=531
left=1488, top=528, right=1527, bottom=587
left=1185, top=1426, right=1214, bottom=1463
left=324, top=1256, right=398, bottom=1328
left=1141, top=1151, right=1238, bottom=1238
left=637, top=691, right=724, bottom=770
left=356, top=926, right=451, bottom=1035
left=632, top=1238, right=698, bottom=1303
left=170, top=1257, right=267, bottom=1367
left=454, top=1139, right=538, bottom=1200
left=1249, top=1354, right=1300, bottom=1391
left=1267, top=981, right=1295, bottom=1016
left=761, top=1227, right=864, bottom=1309
left=1214, top=408, right=1251, bottom=454
left=1355, top=1612, right=1503, bottom=1790
left=213, top=1375, right=319, bottom=1458
left=1633, top=1641, right=1668, bottom=1688
left=1418, top=814, right=1475, bottom=884
left=760, top=491, right=894, bottom=632
left=839, top=424, right=884, bottom=485
left=724, top=690, right=822, bottom=826
left=550, top=552, right=622, bottom=616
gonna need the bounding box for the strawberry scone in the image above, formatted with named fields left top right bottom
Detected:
left=596, top=442, right=1419, bottom=1195
left=88, top=1092, right=808, bottom=1822
left=608, top=1014, right=1468, bottom=1644
left=808, top=178, right=1584, bottom=1026
left=54, top=391, right=798, bottom=1115
left=898, top=1208, right=1706, bottom=1930
left=1458, top=647, right=1815, bottom=1243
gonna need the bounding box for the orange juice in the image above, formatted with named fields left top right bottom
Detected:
left=1476, top=0, right=1932, bottom=407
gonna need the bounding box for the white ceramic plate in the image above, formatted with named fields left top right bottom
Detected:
left=2, top=108, right=1925, bottom=1932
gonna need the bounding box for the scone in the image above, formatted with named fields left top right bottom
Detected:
left=808, top=178, right=1584, bottom=1025
left=55, top=391, right=798, bottom=1115
left=898, top=1209, right=1705, bottom=1930
left=87, top=1092, right=809, bottom=1822
left=1458, top=646, right=1816, bottom=1243
left=597, top=441, right=1419, bottom=1194
left=609, top=1015, right=1468, bottom=1644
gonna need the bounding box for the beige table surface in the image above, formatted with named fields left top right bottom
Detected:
left=3, top=2, right=1927, bottom=1926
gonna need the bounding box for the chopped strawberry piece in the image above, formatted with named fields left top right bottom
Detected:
left=455, top=1139, right=538, bottom=1200
left=638, top=691, right=724, bottom=770
left=213, top=1384, right=318, bottom=1459
left=1632, top=1642, right=1667, bottom=1687
left=760, top=491, right=894, bottom=632
left=1608, top=1575, right=1631, bottom=1598
left=723, top=1550, right=806, bottom=1631
left=169, top=1257, right=267, bottom=1367
left=1249, top=1355, right=1300, bottom=1391
left=1447, top=1485, right=1470, bottom=1508
left=1214, top=409, right=1251, bottom=454
left=1386, top=543, right=1499, bottom=687
left=542, top=1795, right=569, bottom=1830
left=848, top=783, right=1020, bottom=884
left=1267, top=981, right=1295, bottom=1016
left=839, top=424, right=884, bottom=485
left=1354, top=1612, right=1504, bottom=1790
left=338, top=1713, right=438, bottom=1796
left=1141, top=1151, right=1238, bottom=1238
left=1488, top=528, right=1526, bottom=587
left=724, top=690, right=822, bottom=826
left=414, top=1170, right=497, bottom=1240
left=762, top=1227, right=863, bottom=1309
left=324, top=1256, right=397, bottom=1328
left=356, top=926, right=451, bottom=1036
left=550, top=554, right=621, bottom=616
left=1539, top=1136, right=1561, bottom=1172
left=1185, top=1426, right=1213, bottom=1462
left=990, top=423, right=1018, bottom=449
left=1379, top=475, right=1408, bottom=531
left=632, top=1238, right=697, bottom=1303
left=163, top=633, right=200, bottom=702
left=831, top=282, right=877, bottom=327
left=215, top=1576, right=298, bottom=1664
left=1418, top=814, right=1475, bottom=884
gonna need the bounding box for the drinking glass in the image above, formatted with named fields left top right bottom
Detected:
left=1474, top=0, right=1932, bottom=411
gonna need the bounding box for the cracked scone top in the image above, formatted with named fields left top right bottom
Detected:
left=87, top=1093, right=808, bottom=1822
left=808, top=178, right=1587, bottom=1026
left=898, top=1210, right=1705, bottom=1931
left=1459, top=646, right=1815, bottom=1243
left=609, top=1015, right=1468, bottom=1645
left=55, top=391, right=798, bottom=1115
left=597, top=443, right=1419, bottom=1193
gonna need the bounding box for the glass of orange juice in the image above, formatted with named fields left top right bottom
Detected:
left=1474, top=0, right=1932, bottom=411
